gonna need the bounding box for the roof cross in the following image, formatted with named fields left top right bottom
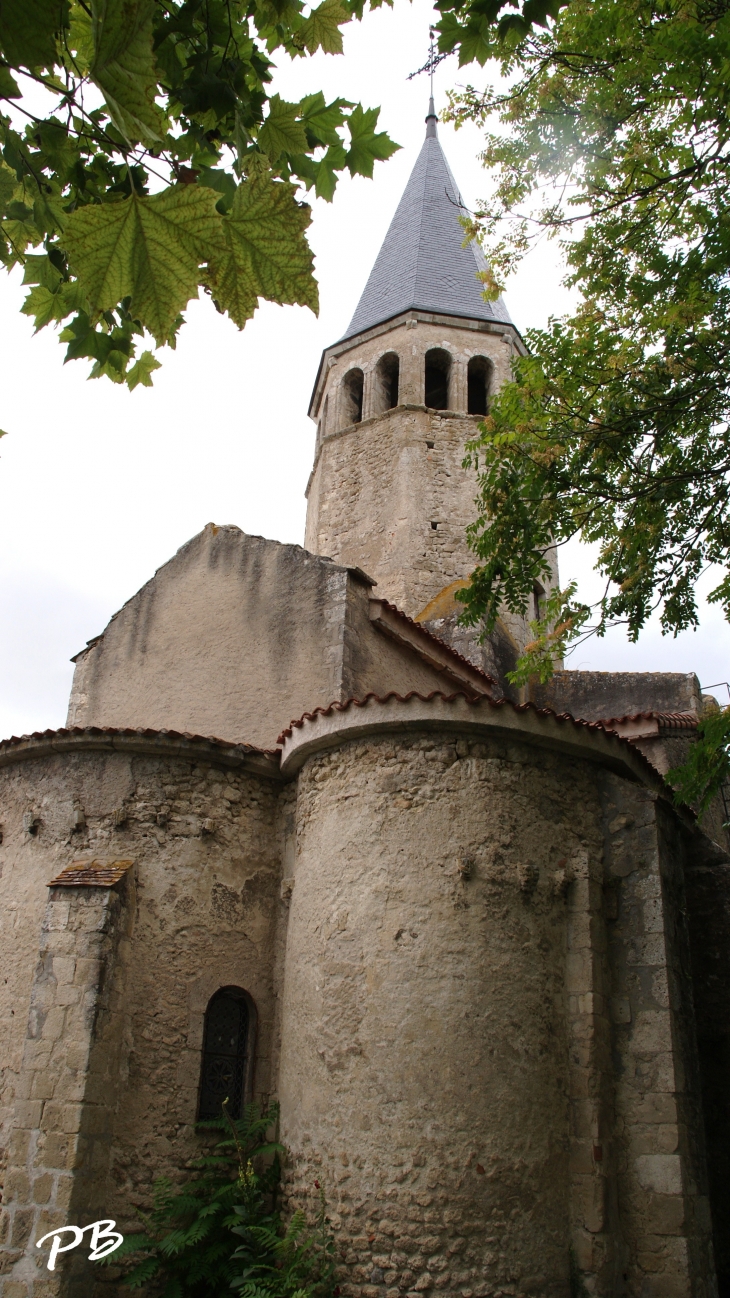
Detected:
left=407, top=26, right=450, bottom=96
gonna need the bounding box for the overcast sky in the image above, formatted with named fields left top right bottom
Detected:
left=0, top=0, right=726, bottom=740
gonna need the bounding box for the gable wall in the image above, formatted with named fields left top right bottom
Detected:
left=66, top=527, right=356, bottom=750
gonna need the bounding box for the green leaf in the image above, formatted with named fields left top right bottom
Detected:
left=62, top=185, right=222, bottom=343
left=306, top=142, right=347, bottom=200
left=90, top=0, right=164, bottom=145
left=126, top=348, right=160, bottom=389
left=669, top=707, right=730, bottom=815
left=258, top=96, right=308, bottom=164
left=197, top=166, right=237, bottom=214
left=0, top=162, right=17, bottom=211
left=67, top=0, right=94, bottom=74
left=22, top=252, right=62, bottom=289
left=0, top=63, right=20, bottom=98
left=299, top=91, right=352, bottom=146
left=0, top=0, right=66, bottom=70
left=297, top=0, right=350, bottom=55
left=346, top=105, right=399, bottom=178
left=21, top=278, right=87, bottom=329
left=207, top=170, right=317, bottom=328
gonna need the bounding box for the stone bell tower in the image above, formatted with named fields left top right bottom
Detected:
left=304, top=100, right=555, bottom=678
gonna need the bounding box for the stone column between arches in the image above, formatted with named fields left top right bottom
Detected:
left=449, top=359, right=467, bottom=414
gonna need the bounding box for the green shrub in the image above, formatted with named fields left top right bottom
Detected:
left=107, top=1102, right=335, bottom=1298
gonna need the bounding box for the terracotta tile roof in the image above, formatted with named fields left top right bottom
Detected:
left=275, top=689, right=683, bottom=796
left=0, top=726, right=282, bottom=769
left=598, top=711, right=698, bottom=732
left=277, top=689, right=641, bottom=747
left=376, top=599, right=498, bottom=688
left=49, top=858, right=134, bottom=888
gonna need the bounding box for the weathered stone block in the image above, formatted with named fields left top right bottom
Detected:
left=631, top=1157, right=680, bottom=1194
left=643, top=1193, right=686, bottom=1236
left=10, top=1208, right=34, bottom=1249
left=634, top=1093, right=678, bottom=1125
left=1, top=1281, right=29, bottom=1298
left=4, top=1171, right=30, bottom=1206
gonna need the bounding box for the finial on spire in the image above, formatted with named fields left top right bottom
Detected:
left=407, top=23, right=449, bottom=136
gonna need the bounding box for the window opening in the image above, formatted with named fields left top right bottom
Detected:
left=467, top=356, right=491, bottom=416
left=532, top=582, right=545, bottom=623
left=198, top=987, right=250, bottom=1120
left=342, top=369, right=364, bottom=425
left=374, top=352, right=399, bottom=412
left=425, top=349, right=451, bottom=410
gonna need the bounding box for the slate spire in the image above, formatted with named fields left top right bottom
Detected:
left=342, top=101, right=513, bottom=340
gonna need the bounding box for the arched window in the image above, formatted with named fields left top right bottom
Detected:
left=467, top=355, right=491, bottom=416
left=424, top=349, right=451, bottom=410
left=198, top=986, right=254, bottom=1120
left=342, top=368, right=364, bottom=426
left=374, top=352, right=399, bottom=413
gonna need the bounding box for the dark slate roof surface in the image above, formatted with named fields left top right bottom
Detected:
left=342, top=105, right=513, bottom=340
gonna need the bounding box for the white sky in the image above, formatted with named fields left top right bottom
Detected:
left=0, top=0, right=726, bottom=739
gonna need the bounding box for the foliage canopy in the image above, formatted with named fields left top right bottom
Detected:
left=0, top=0, right=398, bottom=388
left=430, top=0, right=730, bottom=698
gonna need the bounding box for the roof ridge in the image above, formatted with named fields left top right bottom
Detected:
left=375, top=597, right=498, bottom=687
left=411, top=136, right=438, bottom=315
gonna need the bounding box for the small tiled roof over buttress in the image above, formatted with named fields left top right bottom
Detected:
left=342, top=100, right=513, bottom=341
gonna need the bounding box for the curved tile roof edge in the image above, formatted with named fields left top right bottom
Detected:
left=276, top=691, right=684, bottom=804
left=276, top=690, right=667, bottom=783
left=599, top=711, right=698, bottom=730
left=0, top=726, right=282, bottom=771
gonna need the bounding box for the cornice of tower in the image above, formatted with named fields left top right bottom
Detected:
left=308, top=308, right=525, bottom=420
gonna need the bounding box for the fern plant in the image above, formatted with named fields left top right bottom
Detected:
left=106, top=1101, right=335, bottom=1298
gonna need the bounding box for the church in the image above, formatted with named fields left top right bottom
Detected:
left=0, top=101, right=728, bottom=1298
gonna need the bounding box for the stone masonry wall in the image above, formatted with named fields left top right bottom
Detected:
left=681, top=834, right=730, bottom=1295
left=278, top=730, right=607, bottom=1298
left=599, top=773, right=715, bottom=1298
left=0, top=743, right=284, bottom=1298
left=304, top=316, right=558, bottom=642
left=67, top=526, right=372, bottom=750
left=0, top=876, right=134, bottom=1298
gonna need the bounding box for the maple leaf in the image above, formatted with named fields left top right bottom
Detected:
left=90, top=0, right=164, bottom=145
left=62, top=185, right=222, bottom=343
left=297, top=0, right=350, bottom=55
left=126, top=349, right=161, bottom=389
left=346, top=105, right=400, bottom=178
left=207, top=170, right=317, bottom=328
left=258, top=96, right=308, bottom=163
left=0, top=0, right=66, bottom=70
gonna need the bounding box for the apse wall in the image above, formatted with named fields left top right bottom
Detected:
left=0, top=732, right=285, bottom=1298
left=275, top=700, right=717, bottom=1298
